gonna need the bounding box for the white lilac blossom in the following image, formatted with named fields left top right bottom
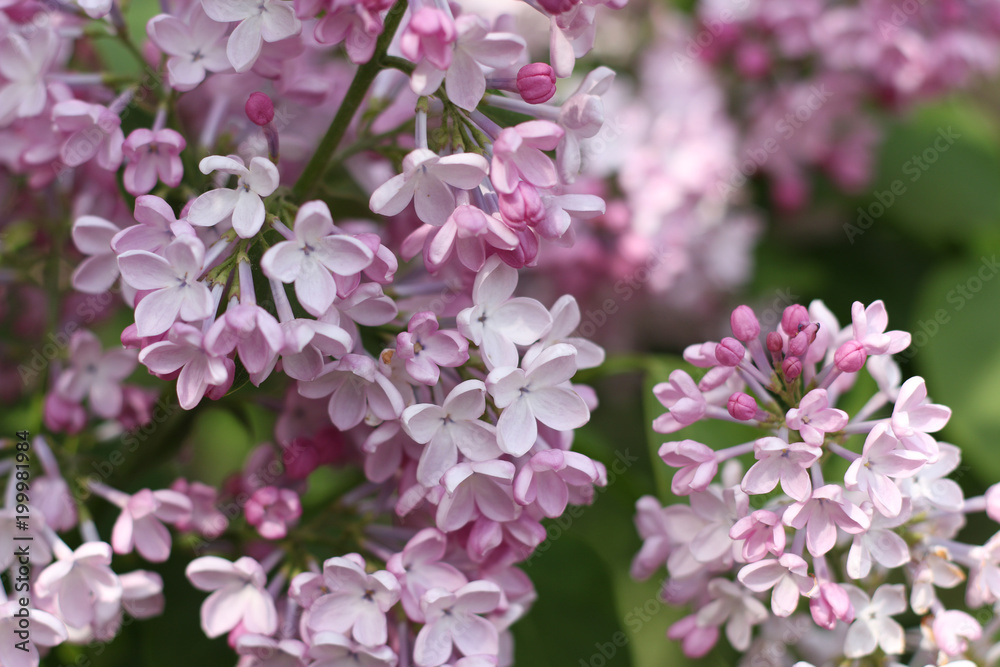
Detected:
left=631, top=299, right=997, bottom=665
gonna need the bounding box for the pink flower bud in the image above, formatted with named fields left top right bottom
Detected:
left=834, top=340, right=867, bottom=373
left=788, top=331, right=810, bottom=357
left=245, top=92, right=275, bottom=126
left=715, top=337, right=745, bottom=367
left=498, top=182, right=545, bottom=228
left=245, top=486, right=301, bottom=540
left=727, top=392, right=758, bottom=420
left=782, top=356, right=802, bottom=381
left=781, top=304, right=810, bottom=336
left=766, top=331, right=784, bottom=354
left=987, top=483, right=1000, bottom=522
left=537, top=0, right=580, bottom=14
left=730, top=305, right=760, bottom=342
left=517, top=63, right=557, bottom=104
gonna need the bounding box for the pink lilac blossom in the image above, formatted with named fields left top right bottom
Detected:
left=631, top=300, right=999, bottom=665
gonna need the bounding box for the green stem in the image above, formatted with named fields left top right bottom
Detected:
left=292, top=0, right=408, bottom=200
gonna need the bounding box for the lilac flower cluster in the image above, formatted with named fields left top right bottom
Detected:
left=632, top=299, right=1000, bottom=665
left=0, top=0, right=627, bottom=663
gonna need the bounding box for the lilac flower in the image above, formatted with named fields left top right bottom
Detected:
left=122, top=129, right=186, bottom=196
left=486, top=344, right=589, bottom=457
left=843, top=584, right=907, bottom=658
left=846, top=501, right=911, bottom=579
left=784, top=389, right=848, bottom=445
left=237, top=635, right=309, bottom=667
left=261, top=201, right=375, bottom=315
left=54, top=330, right=137, bottom=418
left=71, top=215, right=122, bottom=294
left=401, top=380, right=501, bottom=486
left=201, top=0, right=301, bottom=72
left=513, top=449, right=605, bottom=517
left=850, top=300, right=911, bottom=356
left=737, top=554, right=814, bottom=617
left=490, top=121, right=564, bottom=194
left=521, top=294, right=605, bottom=370
left=308, top=632, right=397, bottom=667
left=781, top=484, right=869, bottom=557
left=396, top=311, right=469, bottom=385
left=399, top=7, right=456, bottom=70
left=411, top=15, right=525, bottom=112
left=138, top=323, right=232, bottom=410
left=651, top=370, right=706, bottom=433
left=933, top=610, right=982, bottom=657
left=118, top=234, right=213, bottom=337
left=387, top=528, right=468, bottom=623
left=413, top=581, right=502, bottom=667
left=657, top=440, right=718, bottom=496
left=436, top=461, right=517, bottom=531
left=729, top=510, right=785, bottom=563
left=0, top=602, right=67, bottom=667
left=53, top=100, right=124, bottom=171
left=556, top=66, right=614, bottom=182
left=369, top=148, right=489, bottom=225
left=457, top=256, right=552, bottom=370
left=741, top=437, right=821, bottom=502
left=244, top=486, right=301, bottom=540
left=204, top=303, right=284, bottom=376
left=36, top=542, right=122, bottom=629
left=0, top=30, right=57, bottom=127
left=308, top=0, right=386, bottom=64
left=696, top=578, right=768, bottom=651
left=187, top=155, right=280, bottom=237
left=298, top=354, right=405, bottom=430
left=890, top=376, right=952, bottom=448
left=306, top=554, right=400, bottom=646
left=185, top=556, right=278, bottom=638
left=110, top=488, right=192, bottom=562
left=844, top=423, right=925, bottom=517
left=112, top=196, right=183, bottom=255
left=147, top=6, right=232, bottom=91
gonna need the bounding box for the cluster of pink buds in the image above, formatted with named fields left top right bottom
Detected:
left=633, top=299, right=1000, bottom=665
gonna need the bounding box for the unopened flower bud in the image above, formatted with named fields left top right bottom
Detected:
left=245, top=92, right=275, bottom=126
left=766, top=331, right=784, bottom=354
left=517, top=63, right=557, bottom=104
left=788, top=331, right=810, bottom=357
left=782, top=356, right=802, bottom=380
left=498, top=182, right=545, bottom=228
left=730, top=305, right=760, bottom=342
left=715, top=337, right=745, bottom=367
left=834, top=340, right=867, bottom=373
left=781, top=304, right=810, bottom=336
left=728, top=392, right=758, bottom=421
left=537, top=0, right=580, bottom=14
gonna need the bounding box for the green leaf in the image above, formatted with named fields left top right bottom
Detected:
left=915, top=254, right=1000, bottom=484
left=513, top=536, right=634, bottom=666
left=871, top=101, right=1000, bottom=246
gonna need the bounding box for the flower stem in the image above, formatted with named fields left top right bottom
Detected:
left=292, top=0, right=408, bottom=199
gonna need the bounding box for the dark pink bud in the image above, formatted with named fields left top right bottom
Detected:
left=782, top=356, right=802, bottom=381
left=517, top=62, right=557, bottom=104
left=537, top=0, right=579, bottom=14
left=727, top=392, right=758, bottom=421
left=245, top=92, right=275, bottom=126
left=766, top=332, right=784, bottom=354
left=498, top=182, right=545, bottom=228
left=715, top=337, right=745, bottom=367
left=781, top=305, right=810, bottom=336
left=834, top=340, right=867, bottom=373
left=730, top=305, right=760, bottom=342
